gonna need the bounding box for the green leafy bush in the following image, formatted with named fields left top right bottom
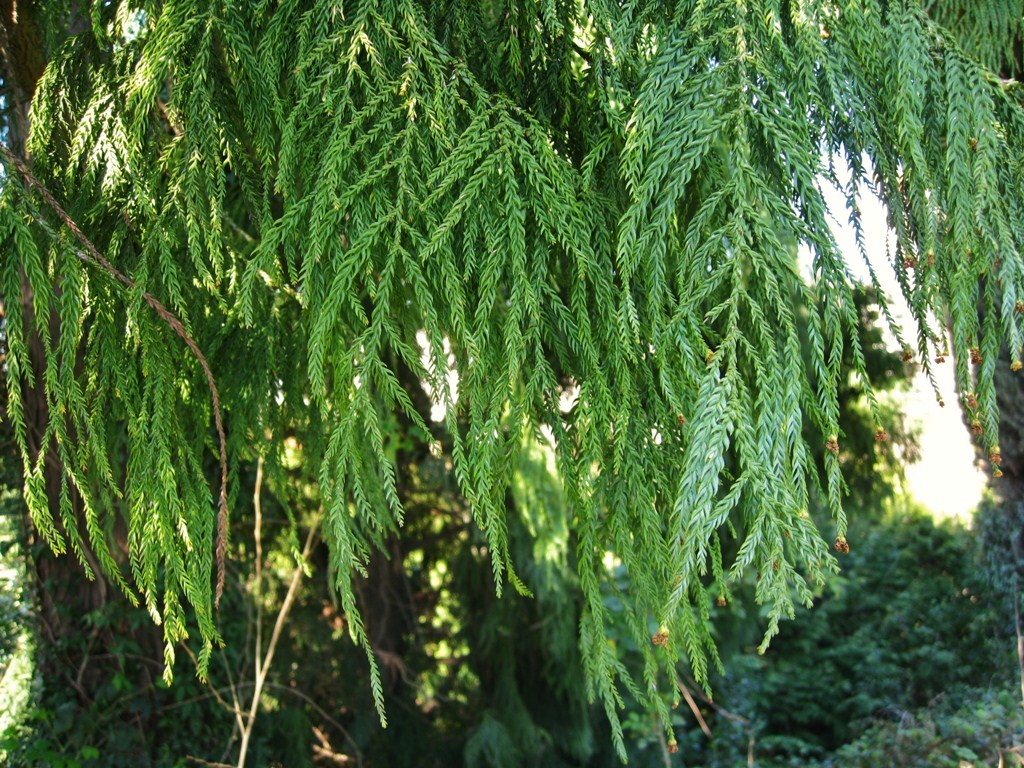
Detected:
left=673, top=500, right=1017, bottom=767
left=818, top=689, right=1024, bottom=768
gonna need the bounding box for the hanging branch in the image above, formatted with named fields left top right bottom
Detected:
left=0, top=143, right=231, bottom=606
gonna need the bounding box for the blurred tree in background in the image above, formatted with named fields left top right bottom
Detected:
left=2, top=1, right=1024, bottom=765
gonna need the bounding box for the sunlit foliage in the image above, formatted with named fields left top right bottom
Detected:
left=3, top=0, right=1024, bottom=757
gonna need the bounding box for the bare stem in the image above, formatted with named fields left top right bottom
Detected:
left=253, top=458, right=264, bottom=675
left=235, top=518, right=320, bottom=768
left=1015, top=574, right=1024, bottom=706
left=678, top=680, right=713, bottom=739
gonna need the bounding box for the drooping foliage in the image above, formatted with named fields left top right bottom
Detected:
left=2, top=0, right=1024, bottom=756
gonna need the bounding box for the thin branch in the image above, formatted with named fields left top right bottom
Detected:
left=213, top=645, right=246, bottom=761
left=181, top=643, right=245, bottom=729
left=185, top=757, right=234, bottom=768
left=167, top=679, right=363, bottom=767
left=236, top=517, right=321, bottom=768
left=654, top=718, right=672, bottom=768
left=156, top=98, right=182, bottom=137
left=1015, top=574, right=1024, bottom=706
left=312, top=725, right=353, bottom=765
left=262, top=683, right=363, bottom=768
left=253, top=457, right=264, bottom=678
left=680, top=669, right=750, bottom=725
left=678, top=680, right=713, bottom=739
left=572, top=40, right=595, bottom=66
left=0, top=144, right=231, bottom=606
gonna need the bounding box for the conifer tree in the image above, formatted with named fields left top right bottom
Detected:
left=2, top=0, right=1024, bottom=757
